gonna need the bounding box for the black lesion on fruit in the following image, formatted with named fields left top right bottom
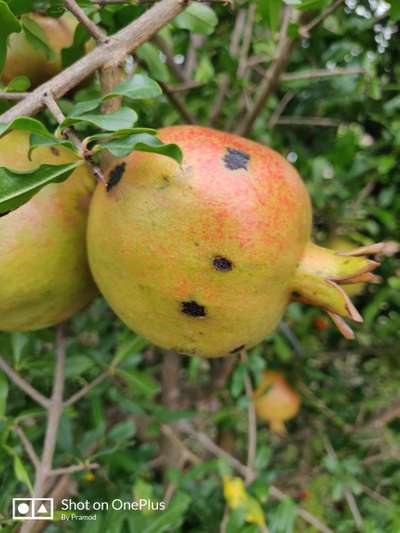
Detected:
left=223, top=148, right=250, bottom=171
left=50, top=147, right=60, bottom=156
left=106, top=162, right=126, bottom=192
left=213, top=255, right=233, bottom=271
left=230, top=344, right=245, bottom=354
left=292, top=291, right=301, bottom=298
left=181, top=300, right=206, bottom=318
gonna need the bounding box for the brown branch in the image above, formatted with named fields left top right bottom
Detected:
left=237, top=3, right=256, bottom=77
left=267, top=90, right=295, bottom=129
left=282, top=66, right=366, bottom=82
left=183, top=34, right=205, bottom=81
left=0, top=0, right=187, bottom=123
left=64, top=371, right=109, bottom=407
left=49, top=462, right=99, bottom=476
left=160, top=351, right=181, bottom=471
left=42, top=92, right=106, bottom=184
left=240, top=350, right=257, bottom=485
left=14, top=424, right=40, bottom=470
left=178, top=421, right=334, bottom=533
left=153, top=34, right=186, bottom=83
left=159, top=80, right=196, bottom=123
left=236, top=6, right=294, bottom=136
left=20, top=325, right=67, bottom=533
left=0, top=357, right=49, bottom=409
left=276, top=116, right=340, bottom=127
left=300, top=0, right=345, bottom=38
left=64, top=0, right=107, bottom=42
left=0, top=92, right=30, bottom=100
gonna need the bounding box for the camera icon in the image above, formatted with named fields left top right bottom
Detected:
left=12, top=498, right=54, bottom=520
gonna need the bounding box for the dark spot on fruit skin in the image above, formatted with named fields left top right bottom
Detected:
left=181, top=300, right=206, bottom=318
left=292, top=291, right=301, bottom=298
left=50, top=147, right=60, bottom=156
left=213, top=256, right=233, bottom=271
left=230, top=344, right=245, bottom=354
left=223, top=148, right=250, bottom=171
left=106, top=162, right=126, bottom=192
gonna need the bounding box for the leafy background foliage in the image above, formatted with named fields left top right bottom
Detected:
left=0, top=0, right=399, bottom=531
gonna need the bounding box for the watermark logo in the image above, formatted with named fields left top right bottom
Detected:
left=12, top=498, right=54, bottom=520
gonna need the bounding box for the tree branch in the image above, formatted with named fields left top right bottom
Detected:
left=300, top=0, right=345, bottom=37
left=64, top=370, right=109, bottom=407
left=0, top=92, right=30, bottom=100
left=236, top=6, right=294, bottom=136
left=14, top=424, right=40, bottom=470
left=240, top=350, right=257, bottom=485
left=281, top=66, right=365, bottom=82
left=64, top=0, right=107, bottom=42
left=0, top=357, right=49, bottom=409
left=49, top=462, right=99, bottom=476
left=0, top=0, right=187, bottom=123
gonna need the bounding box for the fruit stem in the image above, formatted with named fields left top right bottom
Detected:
left=292, top=242, right=384, bottom=339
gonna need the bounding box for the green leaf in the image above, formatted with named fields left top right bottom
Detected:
left=0, top=372, right=8, bottom=418
left=62, top=23, right=90, bottom=68
left=61, top=108, right=138, bottom=131
left=258, top=0, right=282, bottom=32
left=14, top=454, right=33, bottom=493
left=117, top=369, right=160, bottom=398
left=21, top=14, right=56, bottom=61
left=174, top=2, right=218, bottom=35
left=0, top=161, right=82, bottom=214
left=389, top=0, right=400, bottom=20
left=93, top=132, right=183, bottom=162
left=64, top=355, right=94, bottom=378
left=0, top=1, right=21, bottom=73
left=104, top=74, right=162, bottom=101
left=47, top=0, right=65, bottom=18
left=0, top=116, right=53, bottom=138
left=109, top=420, right=136, bottom=442
left=136, top=43, right=169, bottom=83
left=6, top=0, right=35, bottom=16
left=5, top=75, right=31, bottom=92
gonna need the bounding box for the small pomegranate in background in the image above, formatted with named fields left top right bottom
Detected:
left=253, top=371, right=300, bottom=434
left=313, top=316, right=330, bottom=331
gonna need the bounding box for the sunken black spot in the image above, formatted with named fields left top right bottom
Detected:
left=50, top=146, right=60, bottom=156
left=230, top=344, right=245, bottom=354
left=213, top=256, right=233, bottom=272
left=106, top=162, right=126, bottom=192
left=223, top=148, right=250, bottom=171
left=181, top=300, right=206, bottom=318
left=292, top=291, right=301, bottom=298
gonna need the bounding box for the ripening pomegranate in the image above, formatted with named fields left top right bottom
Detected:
left=253, top=371, right=300, bottom=434
left=1, top=14, right=76, bottom=88
left=87, top=125, right=383, bottom=357
left=0, top=130, right=97, bottom=331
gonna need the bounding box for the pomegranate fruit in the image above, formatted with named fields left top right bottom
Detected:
left=253, top=371, right=300, bottom=434
left=87, top=125, right=382, bottom=357
left=1, top=14, right=75, bottom=88
left=0, top=130, right=97, bottom=331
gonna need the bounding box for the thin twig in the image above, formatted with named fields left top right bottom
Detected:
left=237, top=3, right=256, bottom=77
left=153, top=34, right=186, bottom=83
left=267, top=90, right=295, bottom=129
left=0, top=0, right=188, bottom=123
left=0, top=92, right=30, bottom=100
left=14, top=424, right=40, bottom=469
left=0, top=357, right=49, bottom=409
left=276, top=116, right=340, bottom=127
left=159, top=80, right=196, bottom=123
left=236, top=6, right=294, bottom=136
left=64, top=0, right=107, bottom=42
left=183, top=34, right=205, bottom=81
left=160, top=351, right=181, bottom=471
left=282, top=66, right=365, bottom=82
left=20, top=325, right=67, bottom=533
left=49, top=462, right=99, bottom=476
left=42, top=91, right=106, bottom=184
left=178, top=421, right=334, bottom=533
left=300, top=0, right=345, bottom=37
left=64, top=371, right=109, bottom=407
left=240, top=350, right=257, bottom=485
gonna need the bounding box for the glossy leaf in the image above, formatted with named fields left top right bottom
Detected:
left=0, top=1, right=21, bottom=73
left=174, top=2, right=218, bottom=35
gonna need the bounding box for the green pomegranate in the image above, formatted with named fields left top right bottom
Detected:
left=1, top=14, right=76, bottom=88
left=0, top=130, right=97, bottom=331
left=87, top=125, right=382, bottom=357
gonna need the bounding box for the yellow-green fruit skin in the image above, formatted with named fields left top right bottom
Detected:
left=329, top=237, right=365, bottom=296
left=88, top=126, right=312, bottom=357
left=0, top=131, right=97, bottom=331
left=1, top=14, right=75, bottom=88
